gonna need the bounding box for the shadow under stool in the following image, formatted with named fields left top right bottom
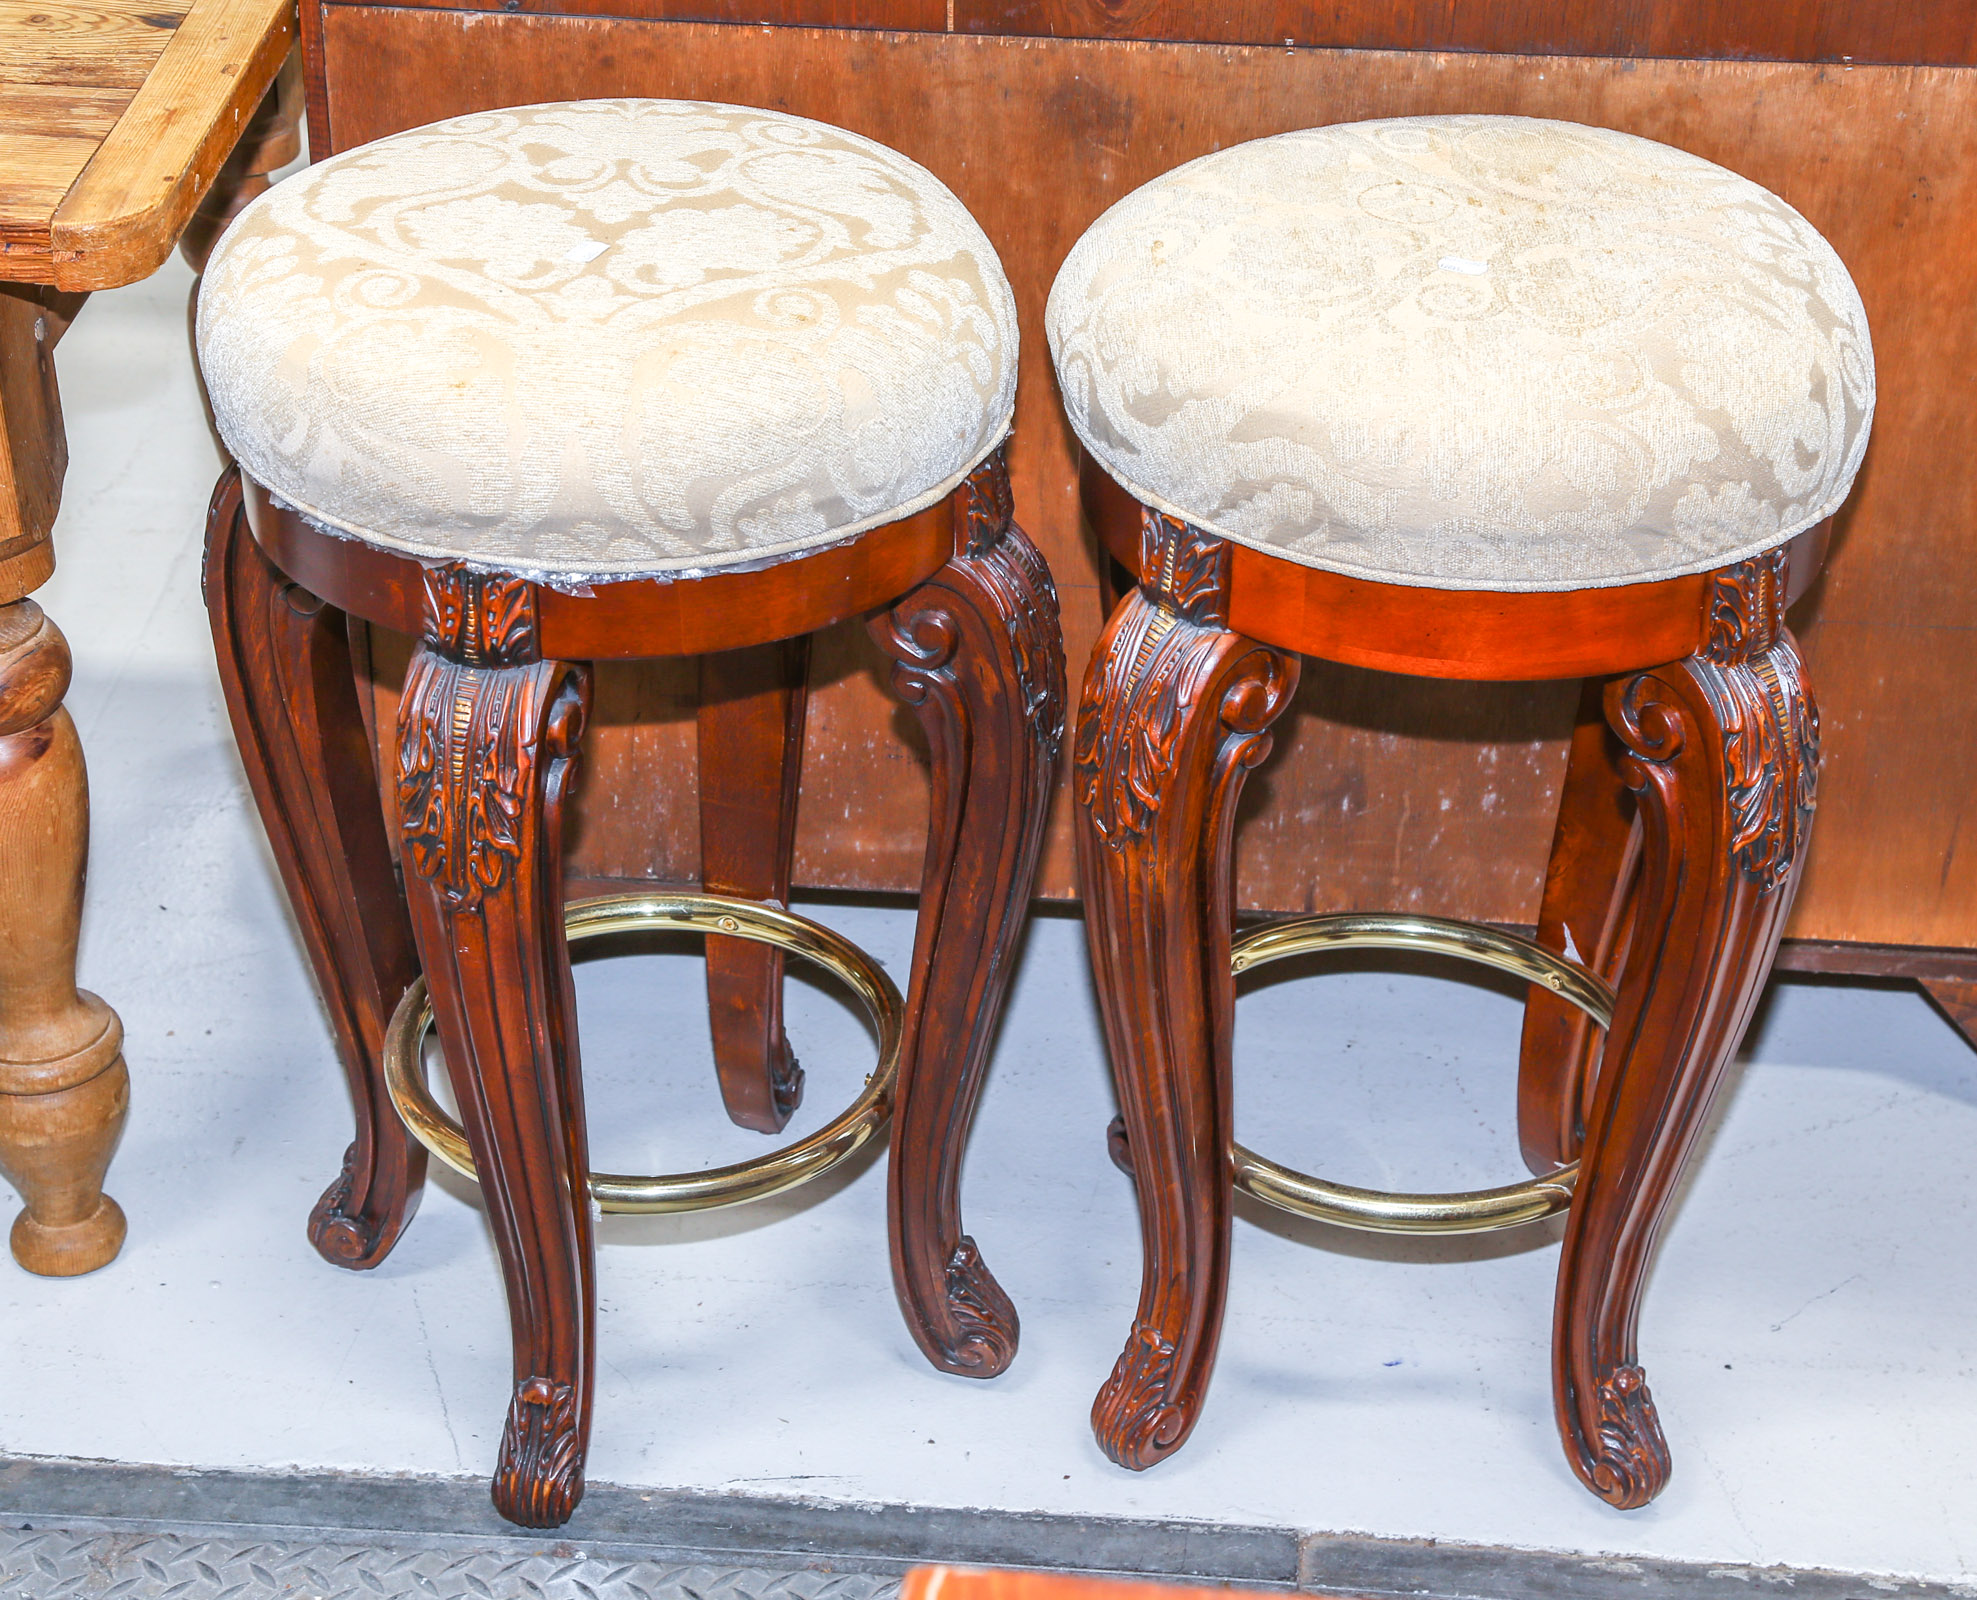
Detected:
left=1048, top=113, right=1875, bottom=1507
left=195, top=99, right=1064, bottom=1528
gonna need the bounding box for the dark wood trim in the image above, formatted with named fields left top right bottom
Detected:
left=1771, top=940, right=1977, bottom=982
left=872, top=447, right=1066, bottom=1380
left=1074, top=510, right=1300, bottom=1470
left=242, top=476, right=954, bottom=660
left=308, top=0, right=1977, bottom=67
left=698, top=639, right=810, bottom=1134
left=953, top=0, right=1977, bottom=68
left=1083, top=462, right=1828, bottom=684
left=202, top=467, right=427, bottom=1269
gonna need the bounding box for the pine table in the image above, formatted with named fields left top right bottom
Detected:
left=0, top=0, right=296, bottom=1274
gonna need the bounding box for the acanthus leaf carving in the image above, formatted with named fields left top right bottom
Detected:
left=958, top=443, right=1017, bottom=558
left=397, top=657, right=548, bottom=910
left=422, top=563, right=538, bottom=666
left=1693, top=550, right=1819, bottom=892
left=880, top=453, right=1065, bottom=774
left=941, top=1235, right=1019, bottom=1376
left=1588, top=1363, right=1670, bottom=1511
left=1138, top=510, right=1231, bottom=625
left=495, top=1374, right=585, bottom=1527
left=868, top=446, right=1060, bottom=1385
left=396, top=566, right=556, bottom=911
left=1091, top=1322, right=1187, bottom=1471
left=1703, top=546, right=1787, bottom=665
left=1615, top=549, right=1818, bottom=895
left=1076, top=512, right=1298, bottom=1475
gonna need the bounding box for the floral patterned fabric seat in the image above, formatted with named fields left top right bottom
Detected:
left=198, top=99, right=1018, bottom=581
left=1046, top=114, right=1873, bottom=592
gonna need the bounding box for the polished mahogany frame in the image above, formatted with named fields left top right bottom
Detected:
left=1076, top=470, right=1822, bottom=1508
left=204, top=454, right=1064, bottom=1526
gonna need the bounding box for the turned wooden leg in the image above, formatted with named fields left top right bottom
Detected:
left=1517, top=678, right=1642, bottom=1173
left=0, top=599, right=127, bottom=1275
left=1074, top=510, right=1298, bottom=1469
left=868, top=446, right=1065, bottom=1378
left=698, top=639, right=809, bottom=1133
left=203, top=468, right=426, bottom=1267
left=395, top=564, right=594, bottom=1528
left=1554, top=550, right=1816, bottom=1509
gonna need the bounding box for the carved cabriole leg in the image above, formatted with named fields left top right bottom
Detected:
left=1554, top=547, right=1817, bottom=1509
left=868, top=445, right=1065, bottom=1378
left=698, top=639, right=810, bottom=1133
left=0, top=599, right=128, bottom=1275
left=1517, top=678, right=1643, bottom=1173
left=1075, top=509, right=1298, bottom=1469
left=395, top=564, right=594, bottom=1528
left=202, top=469, right=426, bottom=1267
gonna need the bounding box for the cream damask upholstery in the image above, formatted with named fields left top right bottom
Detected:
left=1047, top=115, right=1874, bottom=592
left=197, top=100, right=1018, bottom=580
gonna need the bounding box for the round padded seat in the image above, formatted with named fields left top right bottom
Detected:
left=1047, top=114, right=1873, bottom=592
left=198, top=99, right=1018, bottom=580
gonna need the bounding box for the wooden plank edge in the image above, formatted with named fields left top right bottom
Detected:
left=46, top=0, right=296, bottom=291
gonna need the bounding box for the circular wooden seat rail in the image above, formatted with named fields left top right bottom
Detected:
left=243, top=476, right=958, bottom=659
left=1081, top=461, right=1828, bottom=682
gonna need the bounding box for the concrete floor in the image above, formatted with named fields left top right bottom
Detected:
left=4, top=255, right=1976, bottom=1585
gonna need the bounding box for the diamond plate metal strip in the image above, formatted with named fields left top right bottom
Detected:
left=0, top=1527, right=904, bottom=1600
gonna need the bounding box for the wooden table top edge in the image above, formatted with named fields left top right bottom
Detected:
left=0, top=0, right=297, bottom=292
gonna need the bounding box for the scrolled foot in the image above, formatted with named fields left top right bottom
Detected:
left=306, top=1151, right=372, bottom=1266
left=306, top=1143, right=419, bottom=1268
left=932, top=1237, right=1018, bottom=1378
left=1587, top=1364, right=1671, bottom=1509
left=493, top=1375, right=586, bottom=1528
left=1092, top=1323, right=1190, bottom=1470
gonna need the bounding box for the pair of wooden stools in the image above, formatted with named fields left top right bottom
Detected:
left=196, top=103, right=1872, bottom=1526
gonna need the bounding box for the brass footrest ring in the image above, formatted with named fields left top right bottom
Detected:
left=383, top=892, right=904, bottom=1215
left=1228, top=912, right=1615, bottom=1235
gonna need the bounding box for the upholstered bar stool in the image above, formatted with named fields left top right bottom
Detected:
left=197, top=100, right=1063, bottom=1527
left=1048, top=115, right=1872, bottom=1505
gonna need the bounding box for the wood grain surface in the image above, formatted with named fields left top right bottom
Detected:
left=47, top=0, right=296, bottom=287
left=315, top=14, right=1977, bottom=948
left=0, top=1, right=182, bottom=275
left=948, top=0, right=1977, bottom=66
left=315, top=0, right=1977, bottom=67
left=0, top=286, right=73, bottom=564
left=0, top=0, right=294, bottom=286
